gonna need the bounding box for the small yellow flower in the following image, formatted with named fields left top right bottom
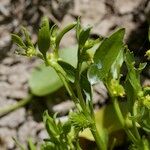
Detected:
left=145, top=49, right=150, bottom=60
left=109, top=79, right=125, bottom=97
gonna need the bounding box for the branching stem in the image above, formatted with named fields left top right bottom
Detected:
left=0, top=95, right=33, bottom=117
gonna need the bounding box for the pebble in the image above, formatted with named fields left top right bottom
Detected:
left=0, top=127, right=16, bottom=149
left=18, top=119, right=41, bottom=145
left=0, top=108, right=26, bottom=128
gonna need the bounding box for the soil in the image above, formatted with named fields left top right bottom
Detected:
left=0, top=0, right=150, bottom=149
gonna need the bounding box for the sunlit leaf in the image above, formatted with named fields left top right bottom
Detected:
left=88, top=28, right=125, bottom=82
left=29, top=64, right=63, bottom=96
left=111, top=48, right=124, bottom=79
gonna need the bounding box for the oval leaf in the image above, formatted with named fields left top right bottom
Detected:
left=29, top=46, right=78, bottom=96
left=29, top=65, right=63, bottom=96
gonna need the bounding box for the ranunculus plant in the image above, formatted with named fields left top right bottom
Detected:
left=11, top=17, right=150, bottom=150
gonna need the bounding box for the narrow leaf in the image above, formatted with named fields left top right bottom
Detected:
left=79, top=27, right=92, bottom=48
left=125, top=50, right=142, bottom=92
left=11, top=34, right=26, bottom=49
left=55, top=23, right=76, bottom=50
left=58, top=60, right=76, bottom=83
left=28, top=139, right=36, bottom=150
left=21, top=27, right=34, bottom=47
left=38, top=17, right=50, bottom=55
left=111, top=48, right=124, bottom=79
left=80, top=70, right=92, bottom=101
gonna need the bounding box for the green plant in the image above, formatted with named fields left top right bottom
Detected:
left=11, top=17, right=150, bottom=150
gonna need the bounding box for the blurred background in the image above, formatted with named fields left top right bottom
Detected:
left=0, top=0, right=150, bottom=149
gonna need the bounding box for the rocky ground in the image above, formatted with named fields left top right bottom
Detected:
left=0, top=0, right=150, bottom=149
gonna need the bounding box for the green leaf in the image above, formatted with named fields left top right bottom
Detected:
left=80, top=102, right=129, bottom=146
left=125, top=79, right=135, bottom=112
left=28, top=139, right=36, bottom=150
left=76, top=17, right=81, bottom=41
left=55, top=23, right=76, bottom=50
left=29, top=64, right=63, bottom=96
left=87, top=64, right=100, bottom=85
left=59, top=46, right=78, bottom=67
left=29, top=45, right=97, bottom=96
left=80, top=70, right=92, bottom=101
left=38, top=17, right=50, bottom=55
left=111, top=48, right=124, bottom=79
left=29, top=46, right=78, bottom=96
left=79, top=27, right=91, bottom=48
left=21, top=27, right=34, bottom=48
left=88, top=28, right=125, bottom=81
left=13, top=138, right=25, bottom=150
left=11, top=34, right=26, bottom=49
left=125, top=50, right=142, bottom=93
left=69, top=111, right=92, bottom=132
left=58, top=60, right=76, bottom=83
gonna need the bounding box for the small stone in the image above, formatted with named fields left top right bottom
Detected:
left=0, top=64, right=9, bottom=75
left=0, top=108, right=26, bottom=128
left=18, top=119, right=40, bottom=145
left=52, top=100, right=74, bottom=114
left=38, top=129, right=48, bottom=140
left=143, top=79, right=150, bottom=87
left=0, top=82, right=11, bottom=97
left=79, top=0, right=106, bottom=26
left=7, top=88, right=28, bottom=99
left=93, top=16, right=118, bottom=36
left=2, top=57, right=16, bottom=65
left=115, top=0, right=141, bottom=14
left=0, top=127, right=16, bottom=149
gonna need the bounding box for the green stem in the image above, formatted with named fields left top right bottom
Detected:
left=0, top=95, right=33, bottom=117
left=91, top=124, right=107, bottom=150
left=113, top=97, right=138, bottom=144
left=51, top=61, right=79, bottom=104
left=75, top=61, right=105, bottom=150
left=75, top=60, right=87, bottom=112
left=132, top=102, right=141, bottom=140
left=49, top=56, right=105, bottom=150
left=57, top=72, right=78, bottom=104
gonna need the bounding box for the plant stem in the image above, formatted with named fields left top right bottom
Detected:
left=132, top=102, right=141, bottom=140
left=0, top=95, right=33, bottom=117
left=51, top=62, right=79, bottom=104
left=112, top=97, right=138, bottom=144
left=75, top=60, right=87, bottom=112
left=91, top=124, right=107, bottom=150
left=75, top=55, right=106, bottom=150
left=57, top=71, right=78, bottom=104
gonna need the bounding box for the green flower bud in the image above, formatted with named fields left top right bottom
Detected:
left=26, top=47, right=36, bottom=57
left=145, top=49, right=150, bottom=60
left=109, top=79, right=125, bottom=97
left=143, top=95, right=150, bottom=109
